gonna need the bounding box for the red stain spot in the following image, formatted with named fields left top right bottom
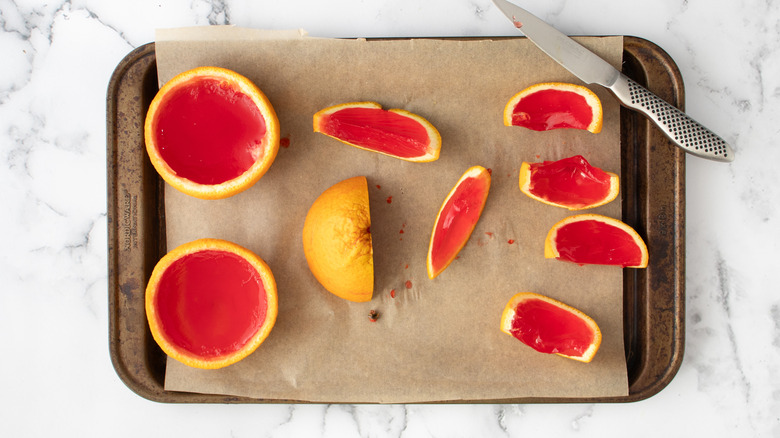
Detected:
left=280, top=137, right=290, bottom=148
left=376, top=184, right=382, bottom=189
left=455, top=255, right=461, bottom=260
left=487, top=168, right=493, bottom=175
left=535, top=154, right=541, bottom=159
left=405, top=264, right=409, bottom=269
left=485, top=232, right=494, bottom=237
left=508, top=239, right=515, bottom=244
left=405, top=280, right=412, bottom=289
left=390, top=289, right=396, bottom=298
left=386, top=196, right=393, bottom=204
left=399, top=229, right=404, bottom=234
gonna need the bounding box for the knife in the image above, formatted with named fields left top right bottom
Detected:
left=492, top=0, right=734, bottom=162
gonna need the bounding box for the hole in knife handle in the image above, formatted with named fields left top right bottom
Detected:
left=626, top=79, right=730, bottom=158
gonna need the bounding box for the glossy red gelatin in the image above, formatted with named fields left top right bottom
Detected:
left=527, top=155, right=612, bottom=207
left=318, top=107, right=431, bottom=158
left=153, top=78, right=266, bottom=185
left=429, top=173, right=490, bottom=275
left=555, top=220, right=643, bottom=267
left=512, top=89, right=593, bottom=131
left=508, top=298, right=594, bottom=356
left=154, top=250, right=267, bottom=358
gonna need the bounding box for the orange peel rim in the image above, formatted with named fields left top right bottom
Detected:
left=145, top=238, right=279, bottom=369
left=144, top=66, right=281, bottom=200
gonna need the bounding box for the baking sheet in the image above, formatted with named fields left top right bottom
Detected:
left=153, top=28, right=626, bottom=403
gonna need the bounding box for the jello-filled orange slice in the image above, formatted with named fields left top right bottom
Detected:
left=500, top=292, right=602, bottom=363
left=313, top=102, right=441, bottom=162
left=427, top=166, right=491, bottom=279
left=145, top=238, right=278, bottom=369
left=503, top=82, right=603, bottom=133
left=545, top=214, right=648, bottom=268
left=519, top=155, right=619, bottom=210
left=145, top=66, right=280, bottom=199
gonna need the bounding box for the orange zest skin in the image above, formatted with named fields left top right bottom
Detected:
left=302, top=176, right=374, bottom=302
left=313, top=102, right=442, bottom=162
left=427, top=166, right=492, bottom=279
left=500, top=292, right=602, bottom=363
left=519, top=155, right=619, bottom=210
left=145, top=238, right=278, bottom=369
left=503, top=82, right=603, bottom=133
left=544, top=214, right=649, bottom=268
left=144, top=66, right=280, bottom=200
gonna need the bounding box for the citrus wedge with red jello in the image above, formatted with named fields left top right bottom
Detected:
left=314, top=102, right=442, bottom=162
left=144, top=66, right=280, bottom=199
left=504, top=82, right=603, bottom=133
left=519, top=155, right=619, bottom=210
left=500, top=292, right=602, bottom=363
left=145, top=238, right=278, bottom=369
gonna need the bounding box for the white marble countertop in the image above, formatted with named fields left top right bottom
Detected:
left=1, top=0, right=777, bottom=436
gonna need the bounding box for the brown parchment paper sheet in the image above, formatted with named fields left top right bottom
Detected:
left=155, top=26, right=627, bottom=403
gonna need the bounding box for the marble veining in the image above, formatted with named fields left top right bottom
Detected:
left=1, top=0, right=779, bottom=436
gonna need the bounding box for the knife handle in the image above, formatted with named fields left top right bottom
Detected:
left=609, top=75, right=734, bottom=162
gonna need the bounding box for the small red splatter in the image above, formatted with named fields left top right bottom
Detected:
left=455, top=255, right=461, bottom=260
left=405, top=264, right=409, bottom=269
left=399, top=229, right=404, bottom=234
left=487, top=168, right=493, bottom=175
left=386, top=196, right=393, bottom=204
left=280, top=137, right=290, bottom=148
left=535, top=154, right=541, bottom=159
left=368, top=310, right=378, bottom=322
left=485, top=232, right=494, bottom=237
left=390, top=289, right=396, bottom=298
left=508, top=239, right=515, bottom=244
left=405, top=280, right=413, bottom=289
left=376, top=184, right=381, bottom=189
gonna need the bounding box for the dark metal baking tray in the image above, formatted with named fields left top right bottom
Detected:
left=107, top=36, right=684, bottom=403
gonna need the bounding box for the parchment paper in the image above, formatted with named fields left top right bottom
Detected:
left=155, top=26, right=627, bottom=403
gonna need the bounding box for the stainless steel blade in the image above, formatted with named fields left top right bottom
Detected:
left=492, top=0, right=619, bottom=86
left=491, top=0, right=735, bottom=162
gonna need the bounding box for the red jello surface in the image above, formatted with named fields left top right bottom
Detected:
left=512, top=89, right=593, bottom=131
left=528, top=155, right=611, bottom=207
left=319, top=107, right=430, bottom=158
left=155, top=250, right=267, bottom=358
left=509, top=298, right=594, bottom=356
left=555, top=219, right=643, bottom=267
left=429, top=174, right=489, bottom=273
left=153, top=77, right=266, bottom=185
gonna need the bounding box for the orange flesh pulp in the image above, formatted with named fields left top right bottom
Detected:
left=555, top=220, right=643, bottom=267
left=318, top=107, right=430, bottom=158
left=528, top=156, right=611, bottom=207
left=512, top=89, right=593, bottom=131
left=155, top=250, right=266, bottom=358
left=429, top=174, right=489, bottom=274
left=153, top=78, right=266, bottom=184
left=508, top=298, right=594, bottom=357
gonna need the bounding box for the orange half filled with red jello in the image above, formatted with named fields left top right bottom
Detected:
left=145, top=238, right=278, bottom=369
left=144, top=66, right=280, bottom=199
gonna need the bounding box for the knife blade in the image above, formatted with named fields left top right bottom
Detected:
left=492, top=0, right=734, bottom=162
